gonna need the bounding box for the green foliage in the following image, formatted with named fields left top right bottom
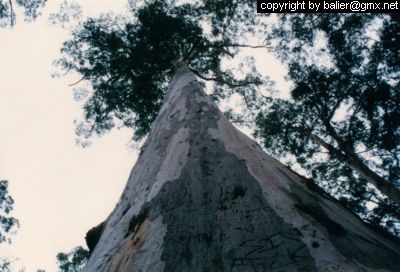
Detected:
left=0, top=259, right=11, bottom=272
left=48, top=0, right=82, bottom=28
left=0, top=0, right=46, bottom=27
left=0, top=180, right=19, bottom=243
left=56, top=0, right=264, bottom=143
left=56, top=246, right=89, bottom=272
left=15, top=0, right=46, bottom=21
left=0, top=180, right=19, bottom=272
left=257, top=14, right=400, bottom=235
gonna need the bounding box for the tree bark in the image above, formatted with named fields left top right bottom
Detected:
left=310, top=133, right=400, bottom=205
left=83, top=64, right=400, bottom=271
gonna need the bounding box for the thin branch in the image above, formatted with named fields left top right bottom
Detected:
left=315, top=151, right=330, bottom=154
left=241, top=91, right=252, bottom=108
left=255, top=85, right=270, bottom=101
left=189, top=68, right=261, bottom=87
left=68, top=76, right=86, bottom=86
left=183, top=42, right=200, bottom=62
left=9, top=0, right=13, bottom=27
left=221, top=43, right=268, bottom=49
left=356, top=148, right=377, bottom=154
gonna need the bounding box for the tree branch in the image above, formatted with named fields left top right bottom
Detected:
left=68, top=76, right=86, bottom=86
left=189, top=68, right=261, bottom=88
left=221, top=43, right=268, bottom=49
left=8, top=0, right=13, bottom=27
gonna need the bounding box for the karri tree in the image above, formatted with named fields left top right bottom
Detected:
left=57, top=0, right=263, bottom=145
left=55, top=1, right=400, bottom=271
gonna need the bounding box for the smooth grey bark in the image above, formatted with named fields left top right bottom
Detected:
left=83, top=64, right=400, bottom=272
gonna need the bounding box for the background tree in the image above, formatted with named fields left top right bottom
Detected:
left=255, top=14, right=400, bottom=235
left=0, top=180, right=20, bottom=271
left=0, top=0, right=46, bottom=27
left=0, top=180, right=19, bottom=243
left=56, top=246, right=89, bottom=272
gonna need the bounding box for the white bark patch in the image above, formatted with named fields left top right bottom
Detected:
left=157, top=87, right=189, bottom=132
left=158, top=67, right=197, bottom=120
left=147, top=127, right=190, bottom=201
left=208, top=114, right=288, bottom=190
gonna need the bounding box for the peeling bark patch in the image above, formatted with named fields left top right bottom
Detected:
left=125, top=207, right=148, bottom=238
left=112, top=218, right=152, bottom=272
left=128, top=218, right=149, bottom=248
left=86, top=222, right=105, bottom=254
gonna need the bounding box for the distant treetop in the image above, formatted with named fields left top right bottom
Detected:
left=0, top=0, right=47, bottom=27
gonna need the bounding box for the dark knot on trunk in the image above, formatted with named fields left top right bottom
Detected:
left=85, top=221, right=105, bottom=255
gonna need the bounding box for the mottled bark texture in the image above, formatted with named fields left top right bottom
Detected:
left=83, top=65, right=400, bottom=272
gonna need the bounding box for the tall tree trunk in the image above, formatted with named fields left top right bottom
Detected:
left=83, top=64, right=400, bottom=272
left=310, top=133, right=400, bottom=205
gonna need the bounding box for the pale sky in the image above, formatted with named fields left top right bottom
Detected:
left=0, top=1, right=136, bottom=271
left=0, top=2, right=288, bottom=271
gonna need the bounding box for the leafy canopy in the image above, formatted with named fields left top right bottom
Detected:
left=56, top=0, right=265, bottom=143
